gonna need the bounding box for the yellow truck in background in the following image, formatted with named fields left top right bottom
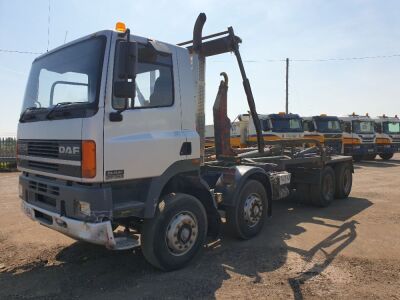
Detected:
left=205, top=112, right=304, bottom=148
left=303, top=115, right=343, bottom=154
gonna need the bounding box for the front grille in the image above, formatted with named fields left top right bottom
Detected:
left=29, top=180, right=60, bottom=196
left=18, top=139, right=82, bottom=177
left=27, top=141, right=59, bottom=158
left=362, top=138, right=374, bottom=143
left=28, top=160, right=58, bottom=172
left=392, top=138, right=400, bottom=143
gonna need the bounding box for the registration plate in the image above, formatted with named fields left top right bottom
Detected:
left=368, top=149, right=374, bottom=153
left=278, top=173, right=291, bottom=185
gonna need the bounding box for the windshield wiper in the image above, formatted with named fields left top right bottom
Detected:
left=19, top=106, right=46, bottom=122
left=46, top=102, right=72, bottom=120
left=46, top=101, right=89, bottom=120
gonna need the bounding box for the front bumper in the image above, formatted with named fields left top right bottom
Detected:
left=377, top=143, right=400, bottom=154
left=21, top=200, right=117, bottom=248
left=377, top=144, right=395, bottom=154
left=344, top=144, right=376, bottom=155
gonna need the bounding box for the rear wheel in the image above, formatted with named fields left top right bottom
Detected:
left=226, top=180, right=267, bottom=239
left=141, top=193, right=207, bottom=271
left=310, top=166, right=335, bottom=207
left=334, top=163, right=353, bottom=199
left=379, top=153, right=393, bottom=160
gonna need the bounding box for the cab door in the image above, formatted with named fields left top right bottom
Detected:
left=103, top=39, right=185, bottom=181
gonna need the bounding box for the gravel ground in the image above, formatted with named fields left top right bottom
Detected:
left=0, top=155, right=400, bottom=299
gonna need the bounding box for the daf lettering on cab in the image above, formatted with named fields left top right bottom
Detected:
left=374, top=115, right=400, bottom=160
left=17, top=14, right=354, bottom=270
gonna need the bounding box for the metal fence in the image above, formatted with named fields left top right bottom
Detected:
left=0, top=137, right=17, bottom=171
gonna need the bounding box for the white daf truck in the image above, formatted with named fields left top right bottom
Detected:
left=374, top=115, right=400, bottom=160
left=17, top=14, right=354, bottom=270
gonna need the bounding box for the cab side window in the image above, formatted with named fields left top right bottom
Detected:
left=113, top=43, right=174, bottom=110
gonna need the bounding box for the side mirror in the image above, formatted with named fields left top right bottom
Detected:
left=112, top=41, right=138, bottom=116
left=113, top=81, right=136, bottom=99
left=117, top=41, right=138, bottom=79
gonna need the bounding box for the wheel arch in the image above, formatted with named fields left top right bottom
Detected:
left=155, top=172, right=221, bottom=238
left=216, top=166, right=273, bottom=217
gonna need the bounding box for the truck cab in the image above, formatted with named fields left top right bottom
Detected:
left=339, top=114, right=376, bottom=161
left=246, top=113, right=304, bottom=145
left=374, top=115, right=400, bottom=160
left=303, top=115, right=343, bottom=154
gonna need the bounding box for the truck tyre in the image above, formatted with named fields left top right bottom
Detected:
left=141, top=193, right=207, bottom=271
left=310, top=166, right=335, bottom=207
left=352, top=155, right=362, bottom=162
left=226, top=180, right=267, bottom=239
left=379, top=153, right=393, bottom=160
left=334, top=163, right=352, bottom=199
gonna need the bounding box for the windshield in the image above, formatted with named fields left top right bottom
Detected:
left=21, top=36, right=106, bottom=121
left=383, top=122, right=400, bottom=134
left=271, top=118, right=303, bottom=132
left=352, top=121, right=374, bottom=134
left=315, top=119, right=342, bottom=133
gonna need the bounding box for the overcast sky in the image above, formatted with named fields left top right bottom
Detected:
left=0, top=0, right=399, bottom=136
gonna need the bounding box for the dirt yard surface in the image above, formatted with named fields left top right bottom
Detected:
left=1, top=155, right=400, bottom=299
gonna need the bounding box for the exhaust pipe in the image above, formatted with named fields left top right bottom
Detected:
left=192, top=13, right=207, bottom=163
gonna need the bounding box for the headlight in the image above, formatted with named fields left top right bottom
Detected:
left=78, top=201, right=91, bottom=216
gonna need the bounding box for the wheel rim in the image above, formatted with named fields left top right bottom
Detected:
left=323, top=174, right=334, bottom=199
left=343, top=169, right=351, bottom=194
left=243, top=193, right=263, bottom=228
left=165, top=211, right=198, bottom=256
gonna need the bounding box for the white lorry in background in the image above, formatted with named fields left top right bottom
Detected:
left=339, top=113, right=376, bottom=161
left=17, top=14, right=354, bottom=271
left=374, top=115, right=400, bottom=160
left=303, top=115, right=343, bottom=155
left=205, top=112, right=304, bottom=148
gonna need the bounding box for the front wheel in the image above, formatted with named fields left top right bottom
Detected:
left=226, top=179, right=268, bottom=239
left=141, top=193, right=207, bottom=271
left=379, top=153, right=393, bottom=160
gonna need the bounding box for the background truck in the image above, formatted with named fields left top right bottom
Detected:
left=303, top=115, right=343, bottom=155
left=340, top=114, right=376, bottom=161
left=374, top=115, right=400, bottom=160
left=205, top=112, right=304, bottom=148
left=17, top=14, right=354, bottom=271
